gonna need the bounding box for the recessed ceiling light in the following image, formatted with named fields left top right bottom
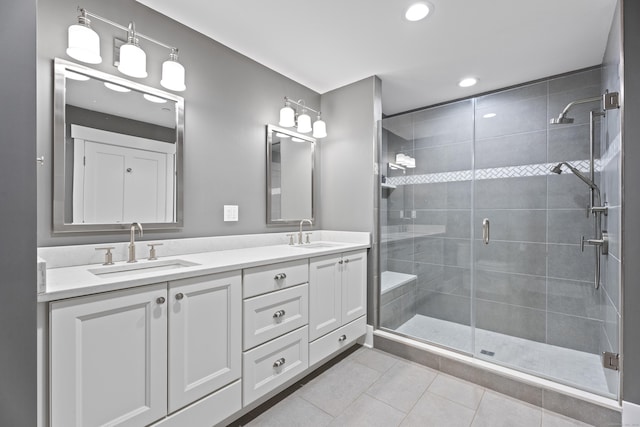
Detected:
left=459, top=77, right=478, bottom=88
left=483, top=113, right=497, bottom=119
left=405, top=2, right=432, bottom=22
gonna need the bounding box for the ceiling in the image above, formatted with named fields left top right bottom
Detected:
left=136, top=0, right=617, bottom=115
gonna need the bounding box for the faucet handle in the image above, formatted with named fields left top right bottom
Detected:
left=147, top=243, right=163, bottom=260
left=95, top=247, right=115, bottom=265
left=286, top=234, right=295, bottom=245
left=305, top=232, right=312, bottom=244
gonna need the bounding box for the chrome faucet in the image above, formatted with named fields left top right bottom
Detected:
left=128, top=222, right=143, bottom=263
left=298, top=219, right=313, bottom=244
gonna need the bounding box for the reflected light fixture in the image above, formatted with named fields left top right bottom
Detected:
left=104, top=82, right=131, bottom=92
left=277, top=97, right=328, bottom=138
left=66, top=9, right=102, bottom=64
left=143, top=93, right=167, bottom=103
left=65, top=70, right=90, bottom=81
left=396, top=153, right=416, bottom=168
left=459, top=77, right=478, bottom=88
left=66, top=7, right=186, bottom=91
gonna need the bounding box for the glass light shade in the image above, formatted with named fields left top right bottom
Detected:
left=279, top=106, right=295, bottom=127
left=161, top=59, right=186, bottom=91
left=67, top=24, right=102, bottom=64
left=104, top=82, right=131, bottom=92
left=291, top=137, right=305, bottom=142
left=406, top=158, right=416, bottom=168
left=297, top=113, right=312, bottom=133
left=118, top=43, right=148, bottom=78
left=312, top=119, right=327, bottom=138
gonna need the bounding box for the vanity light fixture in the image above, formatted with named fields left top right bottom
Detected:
left=278, top=97, right=327, bottom=138
left=396, top=153, right=416, bottom=168
left=143, top=94, right=167, bottom=103
left=66, top=7, right=186, bottom=91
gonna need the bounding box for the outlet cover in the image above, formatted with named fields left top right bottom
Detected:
left=224, top=205, right=238, bottom=222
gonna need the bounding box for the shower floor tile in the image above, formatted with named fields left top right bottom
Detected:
left=395, top=314, right=612, bottom=397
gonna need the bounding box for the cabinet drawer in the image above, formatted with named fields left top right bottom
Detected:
left=243, top=326, right=309, bottom=406
left=243, top=259, right=308, bottom=298
left=244, top=284, right=308, bottom=350
left=309, top=316, right=366, bottom=367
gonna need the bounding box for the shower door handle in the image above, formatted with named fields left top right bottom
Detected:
left=482, top=218, right=490, bottom=245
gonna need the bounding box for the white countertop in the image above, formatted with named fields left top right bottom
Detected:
left=39, top=236, right=369, bottom=302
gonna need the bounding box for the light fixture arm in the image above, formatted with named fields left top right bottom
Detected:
left=79, top=8, right=178, bottom=51
left=284, top=96, right=321, bottom=117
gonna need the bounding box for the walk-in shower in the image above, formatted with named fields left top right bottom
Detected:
left=378, top=68, right=621, bottom=400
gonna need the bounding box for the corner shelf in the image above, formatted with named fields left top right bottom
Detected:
left=381, top=183, right=396, bottom=189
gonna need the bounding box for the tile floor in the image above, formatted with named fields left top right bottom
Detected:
left=233, top=346, right=593, bottom=427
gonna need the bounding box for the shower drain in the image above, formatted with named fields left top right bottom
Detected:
left=480, top=349, right=495, bottom=356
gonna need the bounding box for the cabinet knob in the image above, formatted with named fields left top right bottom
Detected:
left=156, top=296, right=166, bottom=304
left=273, top=357, right=286, bottom=368
left=338, top=260, right=343, bottom=265
left=273, top=309, right=286, bottom=319
left=338, top=334, right=347, bottom=342
left=175, top=293, right=184, bottom=300
left=344, top=259, right=350, bottom=264
left=274, top=273, right=287, bottom=280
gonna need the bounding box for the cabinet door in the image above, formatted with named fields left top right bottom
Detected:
left=341, top=250, right=367, bottom=324
left=168, top=272, right=241, bottom=413
left=309, top=254, right=342, bottom=341
left=50, top=284, right=167, bottom=427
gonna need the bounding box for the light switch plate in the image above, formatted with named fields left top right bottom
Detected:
left=224, top=205, right=239, bottom=222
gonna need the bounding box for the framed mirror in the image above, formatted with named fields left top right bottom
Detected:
left=266, top=124, right=315, bottom=224
left=53, top=58, right=184, bottom=233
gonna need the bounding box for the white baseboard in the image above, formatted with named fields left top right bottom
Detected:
left=623, top=401, right=640, bottom=426
left=364, top=324, right=374, bottom=348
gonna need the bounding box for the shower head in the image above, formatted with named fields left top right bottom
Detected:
left=550, top=114, right=574, bottom=125
left=551, top=162, right=597, bottom=190
left=549, top=95, right=602, bottom=125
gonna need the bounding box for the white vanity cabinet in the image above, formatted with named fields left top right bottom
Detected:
left=308, top=250, right=367, bottom=365
left=50, top=284, right=168, bottom=427
left=49, top=272, right=242, bottom=427
left=168, top=272, right=241, bottom=413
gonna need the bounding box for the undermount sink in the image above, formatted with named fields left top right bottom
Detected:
left=89, top=259, right=200, bottom=278
left=292, top=242, right=343, bottom=249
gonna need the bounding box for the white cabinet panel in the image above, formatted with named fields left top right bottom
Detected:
left=168, top=272, right=241, bottom=413
left=309, top=316, right=367, bottom=367
left=244, top=284, right=308, bottom=350
left=243, top=259, right=308, bottom=298
left=50, top=284, right=167, bottom=427
left=341, top=250, right=367, bottom=324
left=308, top=255, right=342, bottom=341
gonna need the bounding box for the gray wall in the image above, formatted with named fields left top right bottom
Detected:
left=622, top=0, right=640, bottom=406
left=319, top=77, right=380, bottom=231
left=0, top=1, right=37, bottom=426
left=37, top=0, right=320, bottom=246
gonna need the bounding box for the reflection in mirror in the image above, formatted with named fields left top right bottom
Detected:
left=266, top=124, right=315, bottom=224
left=53, top=58, right=184, bottom=233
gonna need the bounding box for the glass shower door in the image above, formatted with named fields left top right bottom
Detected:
left=380, top=100, right=474, bottom=354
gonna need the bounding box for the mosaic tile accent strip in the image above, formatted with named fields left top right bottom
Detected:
left=386, top=160, right=602, bottom=187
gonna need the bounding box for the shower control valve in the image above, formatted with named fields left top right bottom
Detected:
left=581, top=234, right=609, bottom=255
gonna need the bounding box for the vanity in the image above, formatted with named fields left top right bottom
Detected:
left=38, top=231, right=369, bottom=427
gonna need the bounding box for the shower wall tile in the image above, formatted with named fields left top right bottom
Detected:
left=603, top=255, right=620, bottom=313
left=413, top=141, right=472, bottom=174
left=547, top=174, right=593, bottom=209
left=381, top=277, right=416, bottom=306
left=546, top=312, right=601, bottom=354
left=547, top=243, right=594, bottom=282
left=547, top=209, right=593, bottom=245
left=413, top=237, right=444, bottom=265
left=415, top=291, right=470, bottom=326
left=475, top=241, right=547, bottom=277
left=474, top=130, right=547, bottom=169
left=476, top=81, right=547, bottom=109
left=476, top=300, right=546, bottom=343
left=475, top=270, right=546, bottom=310
left=414, top=209, right=471, bottom=239
left=473, top=209, right=546, bottom=243
left=411, top=100, right=473, bottom=148
left=606, top=206, right=620, bottom=259
left=385, top=239, right=415, bottom=262
left=413, top=181, right=471, bottom=210
left=416, top=264, right=469, bottom=296
left=602, top=151, right=620, bottom=207
left=547, top=278, right=601, bottom=320
left=602, top=295, right=619, bottom=353
left=414, top=237, right=471, bottom=269
left=548, top=124, right=595, bottom=163
left=548, top=68, right=601, bottom=94
left=387, top=184, right=413, bottom=211
left=385, top=259, right=415, bottom=276
left=475, top=176, right=547, bottom=209
left=475, top=95, right=548, bottom=140
left=380, top=287, right=417, bottom=330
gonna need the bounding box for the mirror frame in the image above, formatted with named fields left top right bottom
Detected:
left=52, top=58, right=184, bottom=233
left=266, top=124, right=315, bottom=225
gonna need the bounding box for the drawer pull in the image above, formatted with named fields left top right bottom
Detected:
left=338, top=334, right=347, bottom=342
left=274, top=273, right=287, bottom=280
left=175, top=293, right=184, bottom=300
left=273, top=357, right=286, bottom=368
left=273, top=309, right=286, bottom=319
